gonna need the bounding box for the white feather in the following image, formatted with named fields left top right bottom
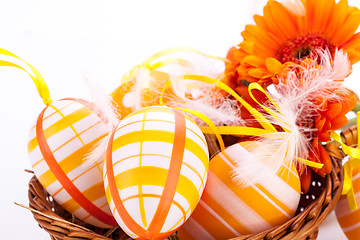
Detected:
left=129, top=51, right=242, bottom=127
left=232, top=49, right=351, bottom=185
left=232, top=96, right=309, bottom=186
left=277, top=49, right=351, bottom=111
left=81, top=75, right=120, bottom=166
left=165, top=75, right=244, bottom=127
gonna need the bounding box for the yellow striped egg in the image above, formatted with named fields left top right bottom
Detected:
left=103, top=106, right=209, bottom=239
left=28, top=98, right=117, bottom=228
left=335, top=166, right=360, bottom=240
left=178, top=142, right=301, bottom=240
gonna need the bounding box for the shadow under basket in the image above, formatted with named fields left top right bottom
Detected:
left=26, top=126, right=358, bottom=240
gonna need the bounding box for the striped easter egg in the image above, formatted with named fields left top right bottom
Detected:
left=112, top=70, right=170, bottom=119
left=103, top=106, right=209, bottom=239
left=178, top=142, right=301, bottom=240
left=335, top=166, right=360, bottom=240
left=28, top=98, right=117, bottom=228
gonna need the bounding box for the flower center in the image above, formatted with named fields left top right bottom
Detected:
left=277, top=34, right=335, bottom=63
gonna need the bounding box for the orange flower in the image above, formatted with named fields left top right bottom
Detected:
left=314, top=91, right=357, bottom=142
left=225, top=0, right=360, bottom=86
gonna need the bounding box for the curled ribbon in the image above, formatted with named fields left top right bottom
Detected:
left=0, top=48, right=52, bottom=105
left=121, top=47, right=226, bottom=84
left=117, top=47, right=323, bottom=169
left=158, top=73, right=323, bottom=169
left=330, top=111, right=360, bottom=211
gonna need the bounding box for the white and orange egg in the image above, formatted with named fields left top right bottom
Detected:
left=28, top=98, right=117, bottom=228
left=178, top=142, right=301, bottom=240
left=335, top=166, right=360, bottom=240
left=103, top=106, right=209, bottom=239
left=111, top=70, right=173, bottom=119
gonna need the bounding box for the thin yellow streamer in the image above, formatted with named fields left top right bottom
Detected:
left=176, top=107, right=226, bottom=151
left=248, top=83, right=291, bottom=133
left=159, top=74, right=323, bottom=169
left=124, top=48, right=323, bottom=170
left=121, top=47, right=225, bottom=84
left=330, top=111, right=360, bottom=211
left=182, top=75, right=277, bottom=132
left=0, top=49, right=52, bottom=105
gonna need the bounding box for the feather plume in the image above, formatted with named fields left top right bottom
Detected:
left=166, top=75, right=244, bottom=127
left=81, top=75, right=120, bottom=166
left=232, top=49, right=351, bottom=185
left=130, top=51, right=243, bottom=127
left=277, top=49, right=351, bottom=110
left=232, top=96, right=310, bottom=186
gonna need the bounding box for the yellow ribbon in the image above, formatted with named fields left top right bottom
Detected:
left=0, top=48, right=52, bottom=105
left=121, top=47, right=226, bottom=84
left=158, top=73, right=323, bottom=169
left=330, top=111, right=360, bottom=211
left=176, top=107, right=226, bottom=151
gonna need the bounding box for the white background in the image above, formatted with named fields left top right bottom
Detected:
left=1, top=0, right=359, bottom=239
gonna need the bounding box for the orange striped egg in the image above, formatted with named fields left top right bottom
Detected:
left=178, top=142, right=301, bottom=240
left=335, top=166, right=360, bottom=240
left=112, top=70, right=171, bottom=119
left=103, top=106, right=209, bottom=239
left=28, top=98, right=117, bottom=228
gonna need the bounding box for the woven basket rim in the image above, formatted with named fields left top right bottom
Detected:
left=26, top=126, right=358, bottom=240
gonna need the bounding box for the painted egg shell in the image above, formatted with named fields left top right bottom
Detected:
left=111, top=70, right=172, bottom=119
left=335, top=166, right=360, bottom=239
left=103, top=106, right=209, bottom=239
left=178, top=142, right=301, bottom=240
left=28, top=98, right=117, bottom=228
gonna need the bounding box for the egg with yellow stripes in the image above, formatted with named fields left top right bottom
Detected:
left=28, top=98, right=117, bottom=228
left=178, top=142, right=301, bottom=240
left=335, top=166, right=360, bottom=240
left=112, top=70, right=172, bottom=119
left=103, top=105, right=209, bottom=239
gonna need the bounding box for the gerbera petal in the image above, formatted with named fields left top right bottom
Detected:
left=265, top=58, right=283, bottom=74
left=319, top=144, right=333, bottom=174
left=342, top=32, right=360, bottom=49
left=315, top=116, right=326, bottom=131
left=339, top=93, right=357, bottom=115
left=243, top=25, right=278, bottom=52
left=332, top=11, right=360, bottom=46
left=346, top=48, right=360, bottom=64
left=267, top=1, right=298, bottom=39
left=312, top=0, right=335, bottom=33
left=263, top=3, right=290, bottom=42
left=300, top=169, right=312, bottom=193
left=330, top=115, right=348, bottom=130
left=242, top=55, right=265, bottom=67
left=326, top=0, right=352, bottom=39
left=324, top=103, right=342, bottom=120
left=239, top=41, right=254, bottom=54
left=248, top=68, right=269, bottom=78
left=253, top=15, right=283, bottom=47
left=318, top=129, right=331, bottom=142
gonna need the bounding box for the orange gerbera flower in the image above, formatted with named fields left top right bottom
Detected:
left=225, top=0, right=360, bottom=86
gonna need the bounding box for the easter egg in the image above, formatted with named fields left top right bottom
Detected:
left=103, top=106, right=209, bottom=239
left=28, top=98, right=117, bottom=228
left=335, top=166, right=360, bottom=240
left=178, top=142, right=301, bottom=240
left=112, top=70, right=171, bottom=119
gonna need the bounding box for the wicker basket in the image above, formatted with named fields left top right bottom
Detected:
left=25, top=126, right=358, bottom=240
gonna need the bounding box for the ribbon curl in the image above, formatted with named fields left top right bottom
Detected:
left=158, top=72, right=323, bottom=169
left=330, top=111, right=360, bottom=211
